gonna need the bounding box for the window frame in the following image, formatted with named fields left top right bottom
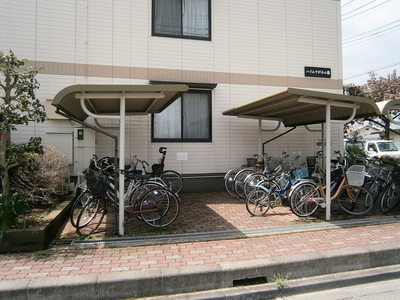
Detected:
left=152, top=0, right=212, bottom=41
left=151, top=81, right=217, bottom=143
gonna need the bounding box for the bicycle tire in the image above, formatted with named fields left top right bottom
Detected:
left=243, top=173, right=270, bottom=198
left=365, top=178, right=382, bottom=203
left=380, top=183, right=400, bottom=213
left=128, top=181, right=164, bottom=203
left=76, top=196, right=107, bottom=236
left=290, top=182, right=320, bottom=217
left=245, top=188, right=273, bottom=216
left=234, top=169, right=255, bottom=199
left=337, top=185, right=374, bottom=215
left=160, top=170, right=183, bottom=193
left=69, top=190, right=93, bottom=228
left=139, top=187, right=180, bottom=228
left=225, top=169, right=239, bottom=197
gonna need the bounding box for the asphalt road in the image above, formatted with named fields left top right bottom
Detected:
left=276, top=277, right=400, bottom=300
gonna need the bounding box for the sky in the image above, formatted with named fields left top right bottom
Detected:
left=342, top=0, right=400, bottom=86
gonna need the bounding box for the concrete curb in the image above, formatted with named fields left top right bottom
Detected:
left=2, top=241, right=400, bottom=300
left=140, top=264, right=400, bottom=299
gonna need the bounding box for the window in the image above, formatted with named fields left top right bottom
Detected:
left=152, top=0, right=211, bottom=40
left=152, top=90, right=212, bottom=142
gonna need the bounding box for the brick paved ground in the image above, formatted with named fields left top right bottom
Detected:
left=1, top=191, right=400, bottom=281
left=56, top=191, right=390, bottom=239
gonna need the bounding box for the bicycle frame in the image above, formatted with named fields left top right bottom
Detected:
left=302, top=174, right=350, bottom=206
left=256, top=173, right=294, bottom=200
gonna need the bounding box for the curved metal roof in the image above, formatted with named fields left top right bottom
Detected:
left=52, top=84, right=189, bottom=121
left=222, top=87, right=381, bottom=127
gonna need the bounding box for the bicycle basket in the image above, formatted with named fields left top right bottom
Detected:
left=293, top=168, right=309, bottom=179
left=346, top=165, right=365, bottom=187
left=151, top=163, right=164, bottom=174
left=266, top=158, right=280, bottom=171
left=86, top=171, right=108, bottom=196
left=306, top=156, right=316, bottom=168
left=77, top=168, right=88, bottom=189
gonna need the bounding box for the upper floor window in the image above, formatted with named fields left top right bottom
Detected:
left=152, top=0, right=211, bottom=40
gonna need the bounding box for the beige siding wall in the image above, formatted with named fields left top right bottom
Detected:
left=0, top=0, right=343, bottom=174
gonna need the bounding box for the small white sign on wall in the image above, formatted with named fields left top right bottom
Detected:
left=177, top=152, right=188, bottom=160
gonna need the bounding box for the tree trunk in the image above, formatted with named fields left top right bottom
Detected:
left=0, top=131, right=10, bottom=194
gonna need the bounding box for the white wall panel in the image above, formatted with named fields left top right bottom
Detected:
left=1, top=0, right=343, bottom=175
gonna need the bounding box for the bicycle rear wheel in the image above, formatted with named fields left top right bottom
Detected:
left=245, top=188, right=273, bottom=216
left=139, top=187, right=180, bottom=228
left=337, top=185, right=374, bottom=215
left=76, top=196, right=107, bottom=236
left=380, top=183, right=400, bottom=213
left=160, top=170, right=183, bottom=194
left=290, top=182, right=320, bottom=217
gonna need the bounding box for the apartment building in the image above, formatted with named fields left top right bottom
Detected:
left=0, top=0, right=344, bottom=191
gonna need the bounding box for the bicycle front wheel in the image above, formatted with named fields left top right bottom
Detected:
left=290, top=182, right=320, bottom=217
left=160, top=170, right=183, bottom=194
left=76, top=196, right=107, bottom=236
left=245, top=188, right=273, bottom=216
left=337, top=185, right=374, bottom=215
left=380, top=183, right=400, bottom=213
left=70, top=190, right=93, bottom=228
left=139, top=187, right=180, bottom=228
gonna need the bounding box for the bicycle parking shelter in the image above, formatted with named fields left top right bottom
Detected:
left=222, top=87, right=388, bottom=221
left=52, top=84, right=189, bottom=235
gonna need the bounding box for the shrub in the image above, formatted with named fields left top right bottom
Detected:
left=0, top=193, right=26, bottom=238
left=9, top=145, right=70, bottom=207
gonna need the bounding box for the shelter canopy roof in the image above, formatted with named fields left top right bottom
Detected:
left=52, top=84, right=189, bottom=121
left=222, top=88, right=381, bottom=127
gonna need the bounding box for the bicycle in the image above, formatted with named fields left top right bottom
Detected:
left=132, top=147, right=183, bottom=194
left=76, top=169, right=180, bottom=236
left=290, top=163, right=374, bottom=217
left=245, top=165, right=311, bottom=216
left=70, top=154, right=159, bottom=228
left=224, top=153, right=269, bottom=198
left=70, top=155, right=117, bottom=228
left=380, top=159, right=400, bottom=213
left=234, top=152, right=290, bottom=199
left=242, top=155, right=282, bottom=198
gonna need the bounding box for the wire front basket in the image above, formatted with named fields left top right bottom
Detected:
left=86, top=171, right=109, bottom=197
left=346, top=165, right=365, bottom=187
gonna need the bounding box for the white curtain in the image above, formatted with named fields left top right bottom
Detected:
left=154, top=0, right=181, bottom=35
left=154, top=98, right=181, bottom=139
left=183, top=93, right=209, bottom=138
left=182, top=0, right=209, bottom=37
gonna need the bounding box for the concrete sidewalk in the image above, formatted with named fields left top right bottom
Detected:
left=1, top=192, right=400, bottom=299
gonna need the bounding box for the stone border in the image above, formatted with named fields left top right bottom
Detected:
left=0, top=197, right=73, bottom=253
